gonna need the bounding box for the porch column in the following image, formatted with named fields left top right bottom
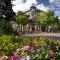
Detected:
left=19, top=24, right=21, bottom=31
left=38, top=26, right=40, bottom=32
left=26, top=24, right=29, bottom=31
left=30, top=25, right=32, bottom=32
left=22, top=25, right=23, bottom=32
left=39, top=25, right=41, bottom=32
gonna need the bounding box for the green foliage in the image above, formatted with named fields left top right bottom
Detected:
left=0, top=17, right=13, bottom=34
left=36, top=11, right=59, bottom=26
left=0, top=17, right=6, bottom=34
left=0, top=0, right=6, bottom=6
left=14, top=37, right=60, bottom=60
left=0, top=34, right=60, bottom=60
left=0, top=0, right=15, bottom=20
left=37, top=12, right=48, bottom=25
left=0, top=35, right=29, bottom=55
left=16, top=11, right=28, bottom=25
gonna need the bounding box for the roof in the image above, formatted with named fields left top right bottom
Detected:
left=30, top=3, right=36, bottom=8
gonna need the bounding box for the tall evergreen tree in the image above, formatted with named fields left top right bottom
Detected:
left=0, top=0, right=15, bottom=20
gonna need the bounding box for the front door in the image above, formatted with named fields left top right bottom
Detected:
left=32, top=25, right=35, bottom=32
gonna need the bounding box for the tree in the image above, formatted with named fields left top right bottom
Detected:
left=0, top=0, right=6, bottom=6
left=0, top=0, right=15, bottom=20
left=36, top=11, right=49, bottom=31
left=36, top=11, right=59, bottom=32
left=36, top=12, right=48, bottom=26
left=16, top=11, right=28, bottom=25
left=0, top=0, right=16, bottom=34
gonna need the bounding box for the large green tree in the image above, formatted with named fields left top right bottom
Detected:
left=16, top=11, right=28, bottom=25
left=36, top=11, right=59, bottom=32
left=0, top=0, right=16, bottom=34
left=36, top=11, right=48, bottom=26
left=36, top=11, right=58, bottom=25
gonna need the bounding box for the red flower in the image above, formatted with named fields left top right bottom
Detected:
left=48, top=50, right=55, bottom=57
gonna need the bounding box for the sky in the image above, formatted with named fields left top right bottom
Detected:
left=12, top=0, right=60, bottom=17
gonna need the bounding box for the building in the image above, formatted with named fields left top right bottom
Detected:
left=14, top=3, right=43, bottom=34
left=24, top=3, right=42, bottom=33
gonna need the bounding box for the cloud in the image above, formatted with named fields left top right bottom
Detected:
left=37, top=4, right=49, bottom=12
left=54, top=10, right=60, bottom=16
left=12, top=0, right=37, bottom=12
left=58, top=17, right=60, bottom=19
left=12, top=0, right=49, bottom=13
left=49, top=0, right=60, bottom=7
left=49, top=0, right=60, bottom=16
left=49, top=0, right=55, bottom=3
left=12, top=0, right=26, bottom=5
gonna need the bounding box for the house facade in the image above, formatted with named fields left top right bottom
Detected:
left=22, top=3, right=42, bottom=33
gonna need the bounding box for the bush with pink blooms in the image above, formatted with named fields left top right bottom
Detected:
left=14, top=37, right=60, bottom=60
left=0, top=35, right=60, bottom=60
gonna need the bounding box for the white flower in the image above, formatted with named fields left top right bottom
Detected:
left=26, top=55, right=31, bottom=60
left=23, top=45, right=30, bottom=50
left=16, top=48, right=20, bottom=51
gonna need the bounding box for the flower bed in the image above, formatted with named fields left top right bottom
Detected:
left=0, top=35, right=60, bottom=59
left=14, top=37, right=60, bottom=60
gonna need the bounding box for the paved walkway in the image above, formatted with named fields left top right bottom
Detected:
left=22, top=33, right=60, bottom=37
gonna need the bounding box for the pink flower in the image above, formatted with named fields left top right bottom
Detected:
left=48, top=50, right=55, bottom=57
left=9, top=56, right=16, bottom=60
